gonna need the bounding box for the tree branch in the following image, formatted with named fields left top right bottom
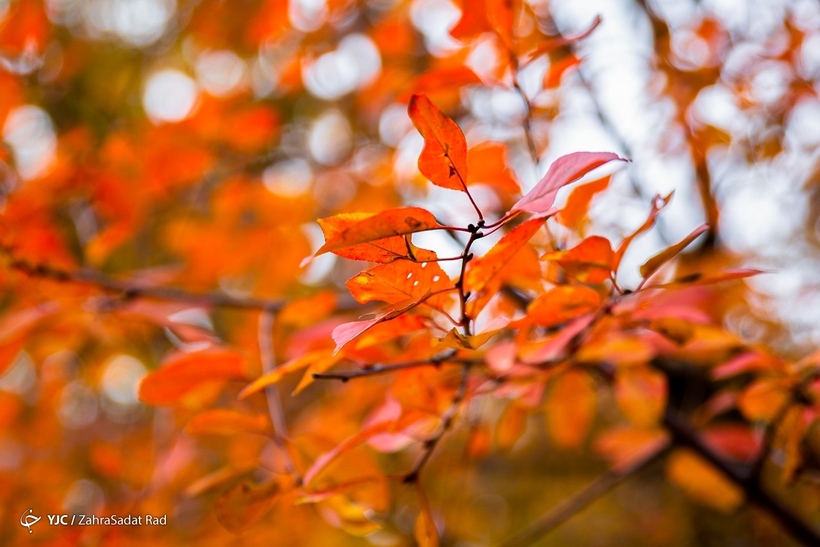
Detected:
left=663, top=410, right=820, bottom=547
left=312, top=350, right=466, bottom=382
left=4, top=251, right=285, bottom=311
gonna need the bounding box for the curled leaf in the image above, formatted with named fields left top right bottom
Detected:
left=408, top=94, right=468, bottom=191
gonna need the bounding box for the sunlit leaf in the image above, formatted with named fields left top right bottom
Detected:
left=314, top=207, right=440, bottom=257
left=542, top=235, right=614, bottom=284
left=408, top=94, right=468, bottom=192
left=510, top=152, right=625, bottom=216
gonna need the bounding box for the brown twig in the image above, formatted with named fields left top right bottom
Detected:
left=258, top=308, right=302, bottom=485
left=4, top=252, right=286, bottom=312
left=500, top=441, right=671, bottom=547
left=312, top=350, right=466, bottom=382
left=403, top=363, right=471, bottom=484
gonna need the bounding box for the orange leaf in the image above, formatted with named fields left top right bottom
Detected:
left=402, top=66, right=482, bottom=99
left=495, top=402, right=528, bottom=452
left=639, top=224, right=709, bottom=280
left=614, top=366, right=667, bottom=427
left=414, top=484, right=439, bottom=547
left=139, top=349, right=247, bottom=406
left=524, top=16, right=602, bottom=64
left=614, top=193, right=672, bottom=270
left=544, top=369, right=597, bottom=449
left=666, top=450, right=743, bottom=512
left=556, top=175, right=611, bottom=231
left=544, top=53, right=581, bottom=88
left=510, top=152, right=625, bottom=216
left=486, top=0, right=516, bottom=49
left=215, top=479, right=281, bottom=534
left=542, top=235, right=614, bottom=284
left=185, top=409, right=269, bottom=436
left=314, top=207, right=440, bottom=257
left=737, top=379, right=790, bottom=422
left=648, top=268, right=765, bottom=289
left=345, top=257, right=451, bottom=312
left=408, top=94, right=468, bottom=192
left=595, top=427, right=669, bottom=471
left=464, top=217, right=544, bottom=314
left=466, top=142, right=520, bottom=195
left=525, top=285, right=601, bottom=328
left=239, top=350, right=342, bottom=399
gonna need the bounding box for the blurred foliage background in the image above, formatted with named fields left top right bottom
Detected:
left=0, top=0, right=819, bottom=545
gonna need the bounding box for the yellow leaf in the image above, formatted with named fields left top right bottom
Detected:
left=614, top=366, right=667, bottom=427
left=737, top=378, right=790, bottom=422
left=666, top=450, right=743, bottom=512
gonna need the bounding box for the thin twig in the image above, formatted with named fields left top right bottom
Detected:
left=403, top=363, right=471, bottom=484
left=258, top=307, right=302, bottom=485
left=312, top=350, right=464, bottom=382
left=4, top=252, right=286, bottom=311
left=500, top=442, right=670, bottom=547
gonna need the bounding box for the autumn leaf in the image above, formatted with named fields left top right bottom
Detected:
left=542, top=235, right=614, bottom=284
left=544, top=369, right=597, bottom=449
left=139, top=348, right=247, bottom=406
left=331, top=297, right=429, bottom=354
left=544, top=53, right=581, bottom=88
left=510, top=152, right=625, bottom=216
left=345, top=257, right=451, bottom=312
left=524, top=285, right=602, bottom=328
left=666, top=450, right=743, bottom=512
left=408, top=94, right=469, bottom=192
left=614, top=193, right=673, bottom=270
left=313, top=207, right=441, bottom=257
left=614, top=366, right=667, bottom=428
left=556, top=175, right=611, bottom=231
left=647, top=268, right=765, bottom=289
left=737, top=378, right=790, bottom=422
left=639, top=224, right=709, bottom=280
left=523, top=16, right=603, bottom=65
left=466, top=142, right=520, bottom=195
left=415, top=484, right=439, bottom=547
left=595, top=427, right=669, bottom=471
left=495, top=402, right=528, bottom=452
left=239, top=350, right=344, bottom=398
left=464, top=217, right=544, bottom=315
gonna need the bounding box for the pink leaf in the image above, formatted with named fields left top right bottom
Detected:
left=511, top=152, right=626, bottom=216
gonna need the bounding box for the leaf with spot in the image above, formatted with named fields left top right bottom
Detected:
left=408, top=94, right=469, bottom=192
left=345, top=255, right=452, bottom=313
left=312, top=207, right=441, bottom=258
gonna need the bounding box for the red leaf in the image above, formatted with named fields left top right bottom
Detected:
left=408, top=94, right=469, bottom=192
left=511, top=152, right=625, bottom=216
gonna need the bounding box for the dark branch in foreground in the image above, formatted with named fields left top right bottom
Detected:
left=311, top=350, right=480, bottom=382
left=664, top=410, right=820, bottom=547
left=500, top=442, right=670, bottom=547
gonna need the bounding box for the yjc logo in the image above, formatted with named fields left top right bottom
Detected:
left=20, top=509, right=41, bottom=534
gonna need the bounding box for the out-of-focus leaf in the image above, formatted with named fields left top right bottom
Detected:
left=595, top=427, right=669, bottom=471
left=544, top=369, right=597, bottom=449
left=495, top=402, right=528, bottom=452
left=415, top=485, right=439, bottom=547
left=139, top=349, right=247, bottom=406
left=524, top=285, right=601, bottom=328
left=556, top=175, right=611, bottom=231
left=666, top=450, right=743, bottom=512
left=614, top=366, right=667, bottom=427
left=737, top=378, right=790, bottom=422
